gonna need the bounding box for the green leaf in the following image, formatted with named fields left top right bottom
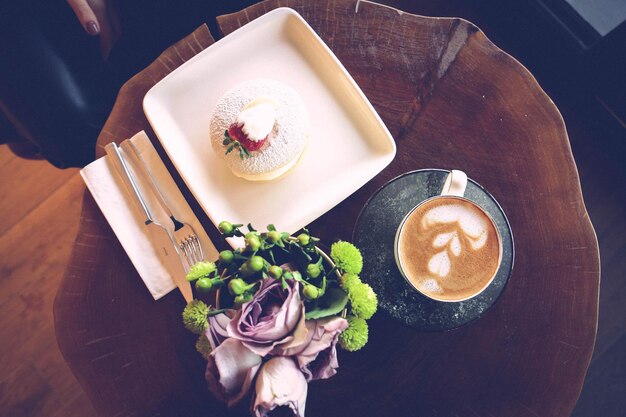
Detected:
left=267, top=224, right=276, bottom=232
left=225, top=143, right=235, bottom=154
left=281, top=277, right=288, bottom=290
left=304, top=287, right=348, bottom=319
left=238, top=144, right=251, bottom=160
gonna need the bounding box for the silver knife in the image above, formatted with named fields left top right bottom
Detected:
left=104, top=142, right=193, bottom=302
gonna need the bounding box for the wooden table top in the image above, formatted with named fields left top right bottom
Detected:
left=54, top=1, right=600, bottom=416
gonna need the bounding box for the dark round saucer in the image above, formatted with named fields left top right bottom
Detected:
left=353, top=169, right=514, bottom=331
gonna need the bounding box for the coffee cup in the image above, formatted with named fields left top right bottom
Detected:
left=394, top=170, right=502, bottom=302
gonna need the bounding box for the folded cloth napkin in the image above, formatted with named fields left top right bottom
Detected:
left=81, top=131, right=218, bottom=300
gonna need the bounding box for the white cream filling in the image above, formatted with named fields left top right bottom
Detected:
left=236, top=98, right=277, bottom=142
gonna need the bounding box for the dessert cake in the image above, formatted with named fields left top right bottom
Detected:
left=209, top=79, right=309, bottom=181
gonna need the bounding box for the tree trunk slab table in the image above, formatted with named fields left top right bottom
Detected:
left=54, top=1, right=600, bottom=416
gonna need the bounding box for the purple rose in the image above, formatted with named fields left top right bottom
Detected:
left=252, top=357, right=307, bottom=417
left=280, top=316, right=348, bottom=381
left=206, top=310, right=235, bottom=350
left=227, top=278, right=307, bottom=356
left=205, top=338, right=262, bottom=407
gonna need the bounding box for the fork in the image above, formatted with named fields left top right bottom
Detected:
left=122, top=141, right=205, bottom=270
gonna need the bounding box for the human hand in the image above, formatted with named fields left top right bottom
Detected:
left=67, top=0, right=121, bottom=59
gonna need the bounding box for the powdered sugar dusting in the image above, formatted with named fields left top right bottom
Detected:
left=210, top=79, right=309, bottom=176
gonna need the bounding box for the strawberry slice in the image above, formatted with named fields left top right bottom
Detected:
left=228, top=123, right=268, bottom=152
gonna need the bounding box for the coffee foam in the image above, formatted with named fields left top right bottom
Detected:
left=419, top=278, right=443, bottom=294
left=422, top=205, right=489, bottom=248
left=397, top=198, right=501, bottom=301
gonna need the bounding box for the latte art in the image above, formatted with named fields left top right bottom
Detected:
left=422, top=204, right=491, bottom=278
left=397, top=197, right=501, bottom=301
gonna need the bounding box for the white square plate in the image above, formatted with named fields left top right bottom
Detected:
left=144, top=8, right=396, bottom=240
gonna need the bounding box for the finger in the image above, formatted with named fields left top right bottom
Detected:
left=67, top=0, right=100, bottom=35
left=86, top=0, right=122, bottom=59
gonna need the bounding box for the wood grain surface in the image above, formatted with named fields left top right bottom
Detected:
left=54, top=1, right=600, bottom=416
left=0, top=147, right=92, bottom=417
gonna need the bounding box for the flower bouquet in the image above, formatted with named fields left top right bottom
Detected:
left=182, top=222, right=377, bottom=417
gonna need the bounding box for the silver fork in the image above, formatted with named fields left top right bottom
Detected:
left=122, top=141, right=204, bottom=270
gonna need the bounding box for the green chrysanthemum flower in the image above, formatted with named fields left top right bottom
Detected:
left=195, top=334, right=212, bottom=359
left=182, top=300, right=209, bottom=334
left=348, top=280, right=378, bottom=320
left=330, top=241, right=363, bottom=274
left=339, top=273, right=361, bottom=291
left=339, top=315, right=369, bottom=351
left=186, top=261, right=217, bottom=282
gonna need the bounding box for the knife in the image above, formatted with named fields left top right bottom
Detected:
left=104, top=142, right=193, bottom=302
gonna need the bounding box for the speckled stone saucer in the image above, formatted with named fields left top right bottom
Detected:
left=353, top=169, right=514, bottom=331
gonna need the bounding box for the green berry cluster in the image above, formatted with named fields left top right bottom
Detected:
left=185, top=222, right=329, bottom=312
left=181, top=222, right=378, bottom=356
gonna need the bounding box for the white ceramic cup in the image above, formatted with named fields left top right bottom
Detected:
left=394, top=170, right=503, bottom=302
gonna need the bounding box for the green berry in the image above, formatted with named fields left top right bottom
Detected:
left=268, top=265, right=283, bottom=279
left=228, top=278, right=247, bottom=296
left=306, top=264, right=321, bottom=279
left=303, top=284, right=321, bottom=300
left=218, top=221, right=233, bottom=234
left=267, top=230, right=281, bottom=243
left=245, top=233, right=261, bottom=252
left=219, top=250, right=234, bottom=264
left=234, top=293, right=253, bottom=307
left=195, top=277, right=213, bottom=293
left=248, top=256, right=264, bottom=272
left=297, top=233, right=310, bottom=246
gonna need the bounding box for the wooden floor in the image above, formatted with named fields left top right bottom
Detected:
left=0, top=147, right=96, bottom=416
left=0, top=3, right=624, bottom=417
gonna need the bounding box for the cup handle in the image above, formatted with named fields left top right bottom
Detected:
left=441, top=170, right=467, bottom=197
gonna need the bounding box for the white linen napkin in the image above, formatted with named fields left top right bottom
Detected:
left=80, top=131, right=218, bottom=300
